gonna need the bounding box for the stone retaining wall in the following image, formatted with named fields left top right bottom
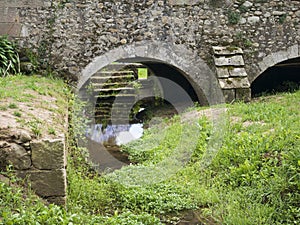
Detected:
left=0, top=128, right=66, bottom=205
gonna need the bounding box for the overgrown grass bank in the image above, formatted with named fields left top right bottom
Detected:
left=1, top=74, right=299, bottom=225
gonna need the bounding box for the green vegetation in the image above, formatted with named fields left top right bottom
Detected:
left=0, top=73, right=299, bottom=224
left=0, top=36, right=19, bottom=77
left=227, top=10, right=241, bottom=25
left=0, top=74, right=69, bottom=138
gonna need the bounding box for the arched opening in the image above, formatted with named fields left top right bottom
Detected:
left=91, top=58, right=198, bottom=125
left=78, top=41, right=224, bottom=106
left=251, top=57, right=300, bottom=97
left=78, top=41, right=225, bottom=171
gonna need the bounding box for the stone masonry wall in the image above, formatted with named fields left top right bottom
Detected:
left=0, top=128, right=67, bottom=205
left=1, top=0, right=300, bottom=92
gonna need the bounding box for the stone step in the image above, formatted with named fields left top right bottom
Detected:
left=91, top=75, right=135, bottom=83
left=95, top=102, right=133, bottom=108
left=92, top=82, right=132, bottom=88
left=93, top=71, right=135, bottom=77
left=96, top=93, right=136, bottom=98
left=93, top=87, right=135, bottom=93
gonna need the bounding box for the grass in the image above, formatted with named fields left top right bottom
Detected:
left=0, top=74, right=69, bottom=138
left=0, top=75, right=299, bottom=224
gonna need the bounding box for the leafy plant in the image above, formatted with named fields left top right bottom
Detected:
left=228, top=11, right=241, bottom=24
left=8, top=103, right=18, bottom=109
left=0, top=36, right=20, bottom=77
left=13, top=111, right=22, bottom=117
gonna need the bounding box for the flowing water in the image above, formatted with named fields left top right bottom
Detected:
left=86, top=123, right=143, bottom=172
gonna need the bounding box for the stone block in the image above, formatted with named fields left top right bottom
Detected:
left=214, top=55, right=245, bottom=66
left=287, top=45, right=299, bottom=59
left=17, top=169, right=66, bottom=197
left=218, top=77, right=250, bottom=89
left=261, top=54, right=275, bottom=69
left=212, top=46, right=243, bottom=56
left=216, top=67, right=229, bottom=78
left=222, top=89, right=235, bottom=103
left=0, top=0, right=44, bottom=8
left=5, top=143, right=31, bottom=170
left=0, top=23, right=21, bottom=37
left=271, top=51, right=288, bottom=65
left=0, top=8, right=19, bottom=23
left=236, top=88, right=251, bottom=102
left=228, top=67, right=247, bottom=77
left=31, top=138, right=66, bottom=170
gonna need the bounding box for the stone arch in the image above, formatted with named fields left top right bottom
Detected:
left=251, top=44, right=299, bottom=84
left=78, top=41, right=224, bottom=105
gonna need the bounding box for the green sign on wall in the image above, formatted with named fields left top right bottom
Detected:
left=138, top=68, right=148, bottom=80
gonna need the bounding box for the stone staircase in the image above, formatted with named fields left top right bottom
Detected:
left=90, top=63, right=147, bottom=124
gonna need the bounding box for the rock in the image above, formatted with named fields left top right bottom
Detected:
left=295, top=10, right=300, bottom=17
left=239, top=17, right=247, bottom=24
left=120, top=39, right=127, bottom=44
left=18, top=130, right=32, bottom=143
left=20, top=62, right=35, bottom=74
left=247, top=16, right=260, bottom=24
left=31, top=139, right=66, bottom=170
left=0, top=141, right=10, bottom=148
left=242, top=1, right=253, bottom=8
left=273, top=11, right=285, bottom=16
left=6, top=143, right=31, bottom=170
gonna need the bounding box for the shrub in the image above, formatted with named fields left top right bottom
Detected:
left=0, top=36, right=20, bottom=77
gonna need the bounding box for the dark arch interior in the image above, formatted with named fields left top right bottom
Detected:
left=251, top=57, right=300, bottom=97
left=141, top=62, right=199, bottom=103
left=92, top=59, right=200, bottom=124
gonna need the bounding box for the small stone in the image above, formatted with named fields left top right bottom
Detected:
left=239, top=17, right=247, bottom=24
left=0, top=141, right=9, bottom=148
left=19, top=130, right=32, bottom=143
left=6, top=143, right=31, bottom=170
left=273, top=11, right=285, bottom=16
left=98, top=3, right=104, bottom=8
left=295, top=11, right=300, bottom=17
left=120, top=39, right=127, bottom=44
left=247, top=16, right=260, bottom=24
left=242, top=1, right=253, bottom=8
left=264, top=12, right=271, bottom=18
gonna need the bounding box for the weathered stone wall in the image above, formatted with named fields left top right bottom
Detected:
left=1, top=0, right=300, bottom=98
left=0, top=129, right=67, bottom=205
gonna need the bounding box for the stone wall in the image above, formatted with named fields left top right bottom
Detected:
left=0, top=128, right=67, bottom=205
left=1, top=0, right=300, bottom=100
